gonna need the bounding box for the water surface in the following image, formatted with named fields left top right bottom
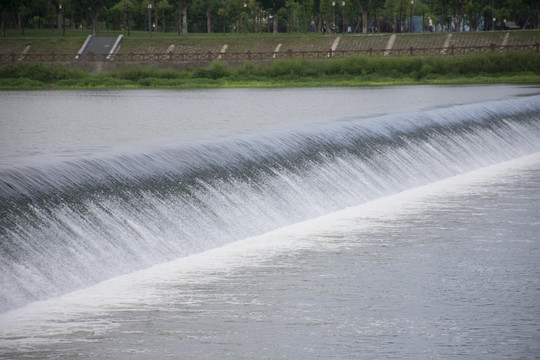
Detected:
left=0, top=85, right=539, bottom=359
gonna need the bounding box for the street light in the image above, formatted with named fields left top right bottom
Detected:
left=332, top=1, right=335, bottom=32
left=125, top=2, right=131, bottom=36
left=244, top=3, right=247, bottom=36
left=342, top=1, right=345, bottom=34
left=410, top=0, right=414, bottom=33
left=148, top=4, right=152, bottom=38
left=491, top=0, right=494, bottom=30
left=59, top=4, right=64, bottom=37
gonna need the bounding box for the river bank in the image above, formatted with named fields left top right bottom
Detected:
left=0, top=52, right=539, bottom=89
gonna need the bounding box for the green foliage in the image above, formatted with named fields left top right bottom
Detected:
left=111, top=65, right=184, bottom=80
left=192, top=62, right=231, bottom=79
left=0, top=52, right=539, bottom=89
left=56, top=76, right=136, bottom=88
left=0, top=77, right=46, bottom=89
left=0, top=62, right=85, bottom=82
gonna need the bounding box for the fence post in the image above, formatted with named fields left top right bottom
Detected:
left=19, top=43, right=537, bottom=65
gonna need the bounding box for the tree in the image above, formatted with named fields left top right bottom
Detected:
left=157, top=0, right=173, bottom=31
left=261, top=0, right=285, bottom=35
left=350, top=0, right=383, bottom=33
left=1, top=0, right=18, bottom=36
left=193, top=0, right=218, bottom=32
left=74, top=0, right=114, bottom=36
left=384, top=0, right=410, bottom=32
left=465, top=0, right=482, bottom=30
left=450, top=0, right=472, bottom=31
left=173, top=0, right=191, bottom=35
left=218, top=0, right=228, bottom=33
left=297, top=0, right=314, bottom=32
left=521, top=0, right=539, bottom=28
left=111, top=0, right=136, bottom=35
left=15, top=0, right=33, bottom=35
left=284, top=0, right=299, bottom=32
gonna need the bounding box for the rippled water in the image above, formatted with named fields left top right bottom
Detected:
left=1, top=85, right=538, bottom=157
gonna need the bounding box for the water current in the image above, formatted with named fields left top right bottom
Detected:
left=0, top=86, right=539, bottom=359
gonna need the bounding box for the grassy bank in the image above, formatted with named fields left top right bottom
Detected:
left=0, top=52, right=539, bottom=89
left=1, top=29, right=540, bottom=54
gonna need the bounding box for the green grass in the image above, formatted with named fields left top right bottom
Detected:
left=1, top=52, right=539, bottom=89
left=1, top=28, right=539, bottom=55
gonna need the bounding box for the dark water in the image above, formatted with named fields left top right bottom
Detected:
left=0, top=86, right=539, bottom=359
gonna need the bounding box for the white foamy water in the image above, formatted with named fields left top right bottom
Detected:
left=1, top=86, right=539, bottom=359
left=1, top=154, right=539, bottom=359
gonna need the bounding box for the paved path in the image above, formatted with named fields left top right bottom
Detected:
left=440, top=34, right=453, bottom=54
left=384, top=34, right=396, bottom=56
left=331, top=37, right=341, bottom=51
left=79, top=37, right=118, bottom=60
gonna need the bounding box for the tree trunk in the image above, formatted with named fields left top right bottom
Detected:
left=163, top=10, right=166, bottom=32
left=182, top=6, right=188, bottom=36
left=271, top=0, right=277, bottom=36
left=362, top=11, right=368, bottom=33
left=91, top=9, right=99, bottom=37
left=453, top=12, right=460, bottom=31
left=20, top=13, right=25, bottom=35
left=207, top=5, right=212, bottom=33
left=1, top=9, right=6, bottom=37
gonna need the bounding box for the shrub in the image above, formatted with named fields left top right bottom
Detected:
left=0, top=62, right=85, bottom=82
left=0, top=77, right=46, bottom=89
left=192, top=62, right=231, bottom=79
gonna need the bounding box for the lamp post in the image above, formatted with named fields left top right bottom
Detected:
left=332, top=1, right=335, bottom=32
left=59, top=4, right=64, bottom=36
left=342, top=1, right=345, bottom=33
left=125, top=2, right=131, bottom=36
left=148, top=4, right=152, bottom=38
left=491, top=0, right=494, bottom=30
left=244, top=2, right=247, bottom=36
left=410, top=0, right=414, bottom=33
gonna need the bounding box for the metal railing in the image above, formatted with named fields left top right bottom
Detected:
left=2, top=43, right=538, bottom=63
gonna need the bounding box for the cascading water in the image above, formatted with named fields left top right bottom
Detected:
left=1, top=95, right=539, bottom=314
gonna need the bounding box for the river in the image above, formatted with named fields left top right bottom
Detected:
left=0, top=85, right=539, bottom=359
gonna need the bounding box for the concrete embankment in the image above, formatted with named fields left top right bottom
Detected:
left=1, top=31, right=539, bottom=73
